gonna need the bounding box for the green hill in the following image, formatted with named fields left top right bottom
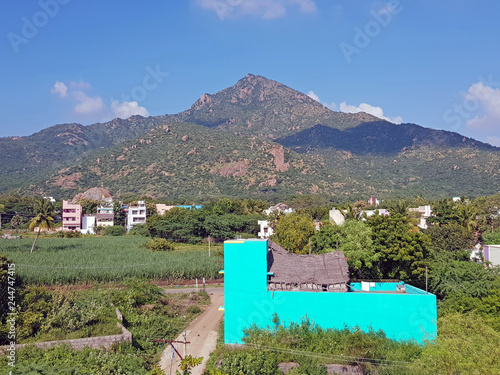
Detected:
left=2, top=74, right=500, bottom=200
left=38, top=122, right=356, bottom=200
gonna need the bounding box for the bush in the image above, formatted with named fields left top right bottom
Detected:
left=145, top=238, right=175, bottom=252
left=55, top=231, right=82, bottom=238
left=128, top=224, right=149, bottom=236
left=104, top=225, right=126, bottom=236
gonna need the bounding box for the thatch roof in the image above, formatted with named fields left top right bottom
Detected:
left=267, top=241, right=349, bottom=285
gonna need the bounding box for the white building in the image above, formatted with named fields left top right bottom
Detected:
left=81, top=215, right=96, bottom=235
left=361, top=209, right=390, bottom=220
left=258, top=220, right=274, bottom=239
left=264, top=203, right=294, bottom=216
left=126, top=200, right=147, bottom=231
left=329, top=208, right=345, bottom=226
left=408, top=205, right=432, bottom=229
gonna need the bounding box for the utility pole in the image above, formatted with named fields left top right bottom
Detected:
left=183, top=331, right=187, bottom=357
left=208, top=236, right=211, bottom=257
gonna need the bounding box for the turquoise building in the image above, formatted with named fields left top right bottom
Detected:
left=223, top=239, right=437, bottom=345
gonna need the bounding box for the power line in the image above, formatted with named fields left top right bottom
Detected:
left=243, top=343, right=412, bottom=368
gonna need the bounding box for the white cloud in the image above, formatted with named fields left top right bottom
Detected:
left=465, top=81, right=500, bottom=131
left=307, top=90, right=402, bottom=123
left=198, top=0, right=316, bottom=20
left=51, top=79, right=150, bottom=121
left=307, top=90, right=337, bottom=110
left=72, top=90, right=104, bottom=114
left=339, top=102, right=402, bottom=124
left=69, top=80, right=92, bottom=90
left=111, top=100, right=149, bottom=119
left=307, top=90, right=320, bottom=102
left=51, top=81, right=68, bottom=98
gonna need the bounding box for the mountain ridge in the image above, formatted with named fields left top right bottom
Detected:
left=1, top=73, right=499, bottom=199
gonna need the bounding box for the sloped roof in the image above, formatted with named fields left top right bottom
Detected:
left=267, top=241, right=349, bottom=285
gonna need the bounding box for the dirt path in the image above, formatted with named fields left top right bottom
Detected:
left=159, top=288, right=224, bottom=375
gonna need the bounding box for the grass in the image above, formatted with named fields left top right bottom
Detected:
left=0, top=236, right=224, bottom=285
left=3, top=285, right=122, bottom=345
left=0, top=281, right=212, bottom=374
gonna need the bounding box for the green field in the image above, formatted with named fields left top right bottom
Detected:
left=0, top=236, right=224, bottom=285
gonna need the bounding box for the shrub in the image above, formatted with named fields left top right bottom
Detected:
left=104, top=225, right=126, bottom=236
left=65, top=230, right=81, bottom=238
left=145, top=238, right=175, bottom=252
left=128, top=224, right=149, bottom=236
left=188, top=236, right=202, bottom=244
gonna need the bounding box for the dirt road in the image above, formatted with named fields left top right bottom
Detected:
left=159, top=288, right=224, bottom=375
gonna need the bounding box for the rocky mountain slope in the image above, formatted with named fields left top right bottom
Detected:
left=1, top=74, right=499, bottom=200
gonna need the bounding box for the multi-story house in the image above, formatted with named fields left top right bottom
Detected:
left=126, top=200, right=146, bottom=231
left=62, top=200, right=82, bottom=231
left=96, top=205, right=114, bottom=227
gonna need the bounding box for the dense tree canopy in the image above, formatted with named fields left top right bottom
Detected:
left=366, top=213, right=431, bottom=281
left=272, top=212, right=315, bottom=254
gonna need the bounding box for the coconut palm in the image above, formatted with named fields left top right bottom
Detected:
left=456, top=204, right=479, bottom=233
left=29, top=198, right=55, bottom=253
left=341, top=202, right=359, bottom=221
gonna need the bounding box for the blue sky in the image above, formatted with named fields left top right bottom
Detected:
left=1, top=0, right=500, bottom=146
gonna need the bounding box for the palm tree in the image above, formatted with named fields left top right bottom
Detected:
left=29, top=198, right=55, bottom=253
left=456, top=204, right=479, bottom=233
left=391, top=200, right=409, bottom=215
left=341, top=202, right=359, bottom=221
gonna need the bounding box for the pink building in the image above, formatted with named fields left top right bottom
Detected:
left=62, top=200, right=82, bottom=231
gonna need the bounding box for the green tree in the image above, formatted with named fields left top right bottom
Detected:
left=311, top=222, right=377, bottom=278
left=456, top=203, right=479, bottom=232
left=146, top=207, right=198, bottom=241
left=429, top=259, right=497, bottom=299
left=0, top=255, right=12, bottom=320
left=0, top=203, right=4, bottom=230
left=76, top=198, right=100, bottom=214
left=425, top=223, right=474, bottom=258
left=29, top=198, right=55, bottom=253
left=340, top=202, right=360, bottom=221
left=427, top=198, right=460, bottom=226
left=367, top=213, right=431, bottom=282
left=483, top=230, right=500, bottom=244
left=310, top=224, right=340, bottom=253
left=272, top=212, right=315, bottom=254
left=410, top=313, right=500, bottom=374
left=113, top=201, right=126, bottom=227
left=384, top=199, right=410, bottom=215
left=176, top=355, right=203, bottom=375
left=337, top=220, right=378, bottom=278
left=10, top=215, right=22, bottom=234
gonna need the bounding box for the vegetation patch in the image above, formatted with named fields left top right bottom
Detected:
left=0, top=280, right=211, bottom=374
left=1, top=236, right=223, bottom=285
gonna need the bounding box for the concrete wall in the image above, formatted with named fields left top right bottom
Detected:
left=224, top=239, right=437, bottom=345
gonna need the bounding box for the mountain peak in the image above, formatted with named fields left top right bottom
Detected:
left=179, top=74, right=381, bottom=138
